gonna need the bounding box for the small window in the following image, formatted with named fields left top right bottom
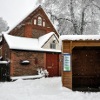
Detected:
left=50, top=40, right=56, bottom=49
left=43, top=21, right=45, bottom=27
left=34, top=19, right=37, bottom=25
left=38, top=17, right=42, bottom=26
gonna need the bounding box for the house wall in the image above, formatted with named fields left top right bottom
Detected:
left=10, top=50, right=45, bottom=76
left=43, top=35, right=60, bottom=50
left=9, top=6, right=58, bottom=38
left=2, top=39, right=11, bottom=61
left=62, top=41, right=72, bottom=89
left=10, top=50, right=61, bottom=77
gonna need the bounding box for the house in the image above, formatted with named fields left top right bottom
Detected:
left=60, top=35, right=100, bottom=91
left=0, top=5, right=61, bottom=81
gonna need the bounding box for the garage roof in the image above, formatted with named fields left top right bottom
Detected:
left=60, top=35, right=100, bottom=41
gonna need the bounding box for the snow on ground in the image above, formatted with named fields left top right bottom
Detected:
left=0, top=77, right=100, bottom=100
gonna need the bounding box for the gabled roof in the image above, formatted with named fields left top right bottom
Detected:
left=8, top=5, right=59, bottom=37
left=4, top=32, right=61, bottom=53
left=39, top=32, right=59, bottom=47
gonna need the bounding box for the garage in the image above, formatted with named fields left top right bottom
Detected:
left=61, top=35, right=100, bottom=91
left=72, top=47, right=100, bottom=91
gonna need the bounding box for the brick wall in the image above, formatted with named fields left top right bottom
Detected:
left=10, top=50, right=45, bottom=76
left=9, top=6, right=58, bottom=38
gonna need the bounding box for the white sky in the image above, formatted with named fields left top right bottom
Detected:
left=0, top=0, right=38, bottom=31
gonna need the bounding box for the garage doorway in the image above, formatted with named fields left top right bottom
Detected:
left=72, top=47, right=100, bottom=91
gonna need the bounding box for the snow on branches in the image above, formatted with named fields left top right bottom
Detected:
left=0, top=17, right=9, bottom=34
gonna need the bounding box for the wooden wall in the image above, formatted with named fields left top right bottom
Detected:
left=62, top=41, right=72, bottom=89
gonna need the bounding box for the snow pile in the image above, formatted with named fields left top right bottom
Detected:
left=11, top=74, right=44, bottom=80
left=0, top=77, right=100, bottom=100
left=37, top=68, right=49, bottom=77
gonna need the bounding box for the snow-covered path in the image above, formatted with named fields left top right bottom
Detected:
left=0, top=77, right=100, bottom=100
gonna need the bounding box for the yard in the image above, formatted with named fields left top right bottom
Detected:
left=0, top=77, right=100, bottom=100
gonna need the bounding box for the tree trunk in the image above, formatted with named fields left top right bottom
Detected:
left=70, top=0, right=78, bottom=35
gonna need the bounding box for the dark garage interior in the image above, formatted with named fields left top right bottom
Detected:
left=72, top=47, right=100, bottom=91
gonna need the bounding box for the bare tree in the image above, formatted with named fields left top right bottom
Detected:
left=0, top=17, right=9, bottom=34
left=41, top=0, right=100, bottom=35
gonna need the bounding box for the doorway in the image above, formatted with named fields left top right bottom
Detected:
left=72, top=47, right=100, bottom=91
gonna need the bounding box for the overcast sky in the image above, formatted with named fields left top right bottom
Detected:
left=0, top=0, right=37, bottom=31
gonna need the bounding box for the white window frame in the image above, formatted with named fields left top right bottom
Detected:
left=43, top=21, right=45, bottom=27
left=34, top=19, right=37, bottom=25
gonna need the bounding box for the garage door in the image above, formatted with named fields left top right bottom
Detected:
left=72, top=47, right=100, bottom=91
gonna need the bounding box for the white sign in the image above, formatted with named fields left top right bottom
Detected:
left=63, top=54, right=71, bottom=71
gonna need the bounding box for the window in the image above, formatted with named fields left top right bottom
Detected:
left=34, top=19, right=36, bottom=25
left=50, top=40, right=56, bottom=49
left=38, top=17, right=42, bottom=26
left=43, top=21, right=45, bottom=27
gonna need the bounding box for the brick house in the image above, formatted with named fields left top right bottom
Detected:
left=0, top=5, right=61, bottom=80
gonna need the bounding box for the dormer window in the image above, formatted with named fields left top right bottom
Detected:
left=38, top=16, right=42, bottom=26
left=50, top=40, right=56, bottom=49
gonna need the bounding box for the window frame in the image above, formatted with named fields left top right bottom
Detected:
left=34, top=19, right=37, bottom=25
left=38, top=16, right=42, bottom=26
left=43, top=21, right=45, bottom=27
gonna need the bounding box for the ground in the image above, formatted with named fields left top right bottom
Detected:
left=0, top=77, right=100, bottom=100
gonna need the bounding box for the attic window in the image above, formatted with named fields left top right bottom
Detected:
left=50, top=40, right=56, bottom=49
left=34, top=19, right=37, bottom=25
left=38, top=17, right=42, bottom=26
left=43, top=21, right=45, bottom=27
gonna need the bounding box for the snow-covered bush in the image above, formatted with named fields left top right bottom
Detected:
left=0, top=17, right=9, bottom=34
left=37, top=68, right=49, bottom=77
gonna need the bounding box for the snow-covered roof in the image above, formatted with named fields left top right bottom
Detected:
left=60, top=35, right=100, bottom=41
left=39, top=32, right=59, bottom=47
left=3, top=32, right=61, bottom=53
